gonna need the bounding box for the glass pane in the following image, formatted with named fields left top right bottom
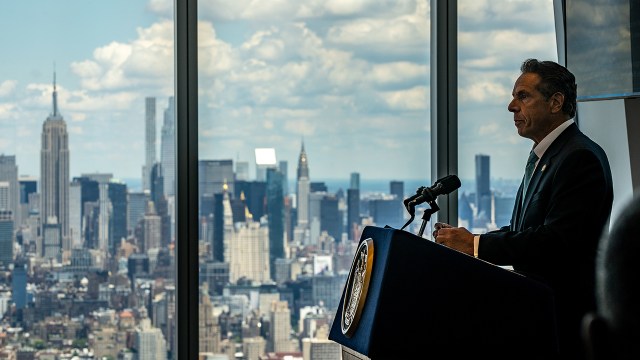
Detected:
left=197, top=2, right=430, bottom=357
left=0, top=2, right=175, bottom=358
left=457, top=0, right=557, bottom=232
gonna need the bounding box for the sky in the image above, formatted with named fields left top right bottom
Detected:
left=0, top=0, right=557, bottom=188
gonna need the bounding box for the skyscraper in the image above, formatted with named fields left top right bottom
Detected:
left=0, top=211, right=13, bottom=267
left=296, top=141, right=310, bottom=229
left=40, top=74, right=70, bottom=256
left=270, top=300, right=294, bottom=352
left=475, top=154, right=491, bottom=220
left=160, top=97, right=175, bottom=197
left=143, top=97, right=157, bottom=192
left=108, top=181, right=128, bottom=255
left=0, top=155, right=19, bottom=228
left=198, top=159, right=234, bottom=217
left=267, top=168, right=285, bottom=280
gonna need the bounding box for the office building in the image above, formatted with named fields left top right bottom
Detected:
left=266, top=168, right=285, bottom=280
left=135, top=316, right=167, bottom=360
left=142, top=97, right=157, bottom=192
left=0, top=211, right=13, bottom=267
left=128, top=191, right=150, bottom=234
left=0, top=155, right=19, bottom=228
left=161, top=96, right=175, bottom=197
left=199, top=159, right=235, bottom=216
left=11, top=260, right=27, bottom=310
left=40, top=75, right=70, bottom=256
left=109, top=181, right=128, bottom=255
left=270, top=300, right=294, bottom=352
left=475, top=154, right=491, bottom=220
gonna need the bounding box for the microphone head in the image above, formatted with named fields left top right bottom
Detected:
left=434, top=175, right=461, bottom=195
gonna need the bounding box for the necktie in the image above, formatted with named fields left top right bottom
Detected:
left=523, top=150, right=538, bottom=199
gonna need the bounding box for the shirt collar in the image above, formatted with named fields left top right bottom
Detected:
left=532, top=119, right=574, bottom=159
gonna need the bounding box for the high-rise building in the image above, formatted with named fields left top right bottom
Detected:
left=346, top=188, right=360, bottom=241
left=40, top=74, right=70, bottom=257
left=320, top=195, right=342, bottom=242
left=302, top=338, right=342, bottom=360
left=128, top=191, right=150, bottom=234
left=267, top=168, right=285, bottom=281
left=234, top=180, right=267, bottom=220
left=226, top=190, right=270, bottom=283
left=0, top=211, right=13, bottom=267
left=475, top=154, right=491, bottom=219
left=0, top=182, right=9, bottom=211
left=135, top=314, right=167, bottom=360
left=279, top=160, right=289, bottom=195
left=270, top=300, right=294, bottom=352
left=0, top=155, right=19, bottom=228
left=350, top=172, right=360, bottom=190
left=390, top=180, right=404, bottom=201
left=11, top=260, right=27, bottom=309
left=243, top=337, right=266, bottom=360
left=199, top=285, right=221, bottom=353
left=108, top=181, right=128, bottom=255
left=68, top=181, right=82, bottom=248
left=296, top=142, right=310, bottom=232
left=199, top=159, right=235, bottom=216
left=83, top=173, right=113, bottom=252
left=160, top=96, right=175, bottom=197
left=18, top=176, right=37, bottom=226
left=142, top=97, right=157, bottom=192
left=143, top=201, right=162, bottom=252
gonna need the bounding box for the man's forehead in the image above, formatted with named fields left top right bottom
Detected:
left=513, top=72, right=541, bottom=92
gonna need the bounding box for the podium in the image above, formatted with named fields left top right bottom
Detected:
left=328, top=226, right=558, bottom=359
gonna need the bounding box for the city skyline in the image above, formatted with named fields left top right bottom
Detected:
left=0, top=0, right=557, bottom=183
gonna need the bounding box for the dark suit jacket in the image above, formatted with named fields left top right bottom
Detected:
left=479, top=123, right=613, bottom=357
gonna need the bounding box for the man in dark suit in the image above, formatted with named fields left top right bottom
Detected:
left=433, top=59, right=614, bottom=359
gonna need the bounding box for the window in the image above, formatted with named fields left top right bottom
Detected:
left=1, top=2, right=175, bottom=359
left=457, top=0, right=557, bottom=232
left=195, top=1, right=430, bottom=357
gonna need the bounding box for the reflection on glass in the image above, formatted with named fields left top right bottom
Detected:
left=197, top=1, right=430, bottom=358
left=0, top=2, right=175, bottom=359
left=565, top=0, right=640, bottom=100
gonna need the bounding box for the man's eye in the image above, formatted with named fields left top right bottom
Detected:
left=518, top=93, right=528, bottom=100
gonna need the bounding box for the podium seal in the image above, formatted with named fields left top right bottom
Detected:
left=341, top=238, right=374, bottom=337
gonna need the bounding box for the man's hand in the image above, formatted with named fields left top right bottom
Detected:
left=433, top=222, right=474, bottom=256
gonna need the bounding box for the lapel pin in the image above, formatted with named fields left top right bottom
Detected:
left=541, top=164, right=547, bottom=172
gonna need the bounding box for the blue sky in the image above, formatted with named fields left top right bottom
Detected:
left=0, top=0, right=557, bottom=187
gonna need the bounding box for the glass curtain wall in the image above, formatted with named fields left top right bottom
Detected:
left=457, top=0, right=557, bottom=232
left=196, top=1, right=431, bottom=357
left=0, top=2, right=176, bottom=359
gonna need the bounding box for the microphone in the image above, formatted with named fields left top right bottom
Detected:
left=407, top=175, right=461, bottom=207
left=403, top=186, right=426, bottom=209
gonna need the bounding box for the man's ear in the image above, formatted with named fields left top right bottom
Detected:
left=549, top=92, right=565, bottom=114
left=582, top=312, right=613, bottom=360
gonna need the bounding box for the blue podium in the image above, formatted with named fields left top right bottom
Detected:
left=328, top=226, right=558, bottom=359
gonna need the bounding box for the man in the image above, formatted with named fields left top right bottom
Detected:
left=582, top=193, right=640, bottom=360
left=433, top=59, right=613, bottom=359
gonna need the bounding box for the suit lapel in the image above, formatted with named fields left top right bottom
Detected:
left=518, top=123, right=580, bottom=228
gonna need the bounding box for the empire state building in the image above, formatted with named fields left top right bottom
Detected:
left=40, top=74, right=70, bottom=257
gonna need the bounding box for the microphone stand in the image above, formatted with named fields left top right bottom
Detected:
left=417, top=199, right=439, bottom=238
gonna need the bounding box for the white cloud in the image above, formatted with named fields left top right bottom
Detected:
left=380, top=86, right=428, bottom=110
left=0, top=103, right=16, bottom=119
left=0, top=80, right=17, bottom=97
left=370, top=62, right=428, bottom=85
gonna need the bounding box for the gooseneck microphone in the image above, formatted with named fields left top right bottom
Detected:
left=407, top=174, right=461, bottom=208
left=400, top=174, right=462, bottom=235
